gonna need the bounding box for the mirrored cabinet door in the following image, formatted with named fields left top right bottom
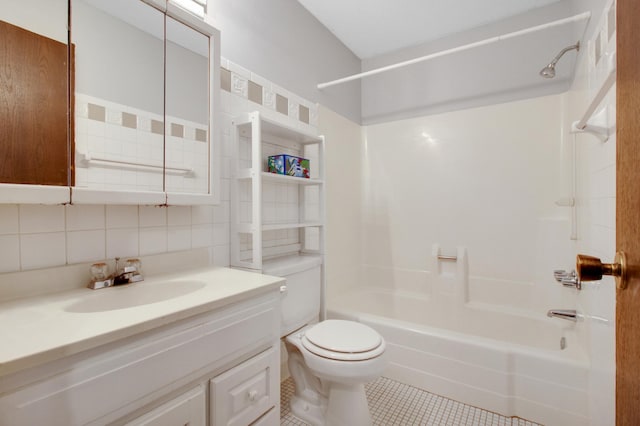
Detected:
left=164, top=3, right=220, bottom=205
left=72, top=0, right=165, bottom=195
left=165, top=16, right=210, bottom=195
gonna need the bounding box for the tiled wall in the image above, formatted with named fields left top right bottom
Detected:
left=0, top=204, right=227, bottom=273
left=0, top=57, right=317, bottom=276
left=220, top=59, right=318, bottom=130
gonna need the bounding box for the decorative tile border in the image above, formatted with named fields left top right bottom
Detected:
left=220, top=57, right=318, bottom=128
left=74, top=93, right=209, bottom=193
left=78, top=94, right=208, bottom=143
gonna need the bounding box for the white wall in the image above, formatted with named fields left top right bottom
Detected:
left=320, top=106, right=363, bottom=299
left=360, top=1, right=579, bottom=124
left=4, top=0, right=67, bottom=43
left=209, top=0, right=362, bottom=124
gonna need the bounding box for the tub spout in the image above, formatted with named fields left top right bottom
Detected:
left=547, top=309, right=577, bottom=322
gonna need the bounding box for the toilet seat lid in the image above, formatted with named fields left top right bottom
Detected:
left=302, top=320, right=383, bottom=360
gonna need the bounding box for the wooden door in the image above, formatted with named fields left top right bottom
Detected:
left=616, top=0, right=640, bottom=424
left=0, top=20, right=69, bottom=186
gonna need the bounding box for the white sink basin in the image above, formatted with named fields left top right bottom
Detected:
left=65, top=280, right=207, bottom=313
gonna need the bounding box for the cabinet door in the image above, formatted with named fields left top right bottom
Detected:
left=210, top=347, right=279, bottom=426
left=125, top=385, right=205, bottom=426
left=0, top=20, right=69, bottom=186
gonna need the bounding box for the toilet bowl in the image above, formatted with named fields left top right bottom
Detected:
left=268, top=256, right=387, bottom=425
left=285, top=319, right=386, bottom=426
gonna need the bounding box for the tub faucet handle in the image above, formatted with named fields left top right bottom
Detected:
left=553, top=269, right=568, bottom=280
left=553, top=270, right=581, bottom=290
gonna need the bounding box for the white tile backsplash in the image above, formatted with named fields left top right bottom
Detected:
left=106, top=228, right=139, bottom=259
left=139, top=227, right=168, bottom=256
left=106, top=205, right=139, bottom=229
left=212, top=223, right=230, bottom=246
left=191, top=205, right=214, bottom=225
left=191, top=224, right=213, bottom=249
left=20, top=232, right=66, bottom=270
left=20, top=205, right=65, bottom=234
left=168, top=226, right=192, bottom=252
left=167, top=206, right=192, bottom=226
left=0, top=205, right=19, bottom=235
left=0, top=235, right=20, bottom=272
left=66, top=205, right=105, bottom=231
left=139, top=206, right=167, bottom=228
left=212, top=245, right=230, bottom=267
left=67, top=230, right=106, bottom=264
left=213, top=202, right=230, bottom=224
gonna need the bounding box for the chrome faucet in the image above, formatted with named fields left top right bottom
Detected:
left=113, top=257, right=144, bottom=285
left=547, top=309, right=578, bottom=322
left=87, top=257, right=143, bottom=289
left=553, top=269, right=581, bottom=290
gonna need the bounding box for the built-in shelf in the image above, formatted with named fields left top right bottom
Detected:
left=236, top=170, right=323, bottom=185
left=262, top=222, right=323, bottom=231
left=236, top=222, right=324, bottom=233
left=234, top=113, right=322, bottom=145
left=261, top=172, right=323, bottom=185
left=230, top=111, right=325, bottom=275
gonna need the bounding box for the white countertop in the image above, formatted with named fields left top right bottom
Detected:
left=0, top=266, right=284, bottom=377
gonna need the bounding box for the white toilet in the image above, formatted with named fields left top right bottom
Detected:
left=266, top=256, right=386, bottom=426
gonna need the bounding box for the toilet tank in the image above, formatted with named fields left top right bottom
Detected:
left=262, top=255, right=322, bottom=336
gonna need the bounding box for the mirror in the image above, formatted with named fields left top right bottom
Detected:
left=1, top=0, right=70, bottom=186
left=72, top=0, right=165, bottom=192
left=0, top=0, right=219, bottom=203
left=165, top=15, right=210, bottom=194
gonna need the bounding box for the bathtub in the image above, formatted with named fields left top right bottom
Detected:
left=327, top=287, right=589, bottom=426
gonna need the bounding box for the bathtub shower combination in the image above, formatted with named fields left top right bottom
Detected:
left=327, top=247, right=589, bottom=426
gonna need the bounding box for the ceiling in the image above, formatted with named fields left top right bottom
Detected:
left=297, top=0, right=565, bottom=59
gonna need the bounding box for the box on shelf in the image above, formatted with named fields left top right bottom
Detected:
left=267, top=154, right=310, bottom=178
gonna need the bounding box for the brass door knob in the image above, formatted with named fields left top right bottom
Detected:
left=576, top=251, right=627, bottom=289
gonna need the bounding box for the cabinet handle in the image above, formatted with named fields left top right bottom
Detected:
left=248, top=390, right=258, bottom=401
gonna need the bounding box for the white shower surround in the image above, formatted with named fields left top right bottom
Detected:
left=321, top=92, right=591, bottom=425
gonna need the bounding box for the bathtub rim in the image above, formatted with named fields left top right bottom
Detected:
left=327, top=305, right=589, bottom=367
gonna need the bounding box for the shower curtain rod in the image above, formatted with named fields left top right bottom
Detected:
left=317, top=11, right=591, bottom=89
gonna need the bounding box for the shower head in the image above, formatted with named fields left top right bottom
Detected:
left=539, top=41, right=580, bottom=78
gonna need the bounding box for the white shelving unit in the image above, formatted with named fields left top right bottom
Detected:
left=230, top=112, right=325, bottom=276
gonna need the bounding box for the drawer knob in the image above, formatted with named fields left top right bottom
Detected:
left=248, top=390, right=258, bottom=401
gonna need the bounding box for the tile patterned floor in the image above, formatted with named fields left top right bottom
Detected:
left=280, top=376, right=542, bottom=426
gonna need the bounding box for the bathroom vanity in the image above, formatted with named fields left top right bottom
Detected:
left=0, top=266, right=283, bottom=425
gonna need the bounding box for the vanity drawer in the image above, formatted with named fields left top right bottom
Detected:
left=210, top=347, right=279, bottom=426
left=250, top=407, right=278, bottom=426
left=125, top=385, right=205, bottom=426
